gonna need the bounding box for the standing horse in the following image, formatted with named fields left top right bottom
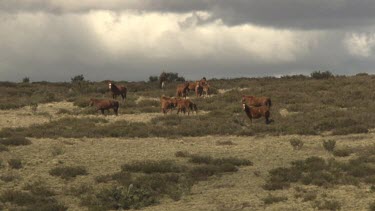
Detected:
left=176, top=82, right=189, bottom=98
left=108, top=81, right=127, bottom=101
left=242, top=103, right=270, bottom=124
left=175, top=98, right=198, bottom=115
left=160, top=96, right=176, bottom=114
left=159, top=72, right=168, bottom=89
left=241, top=95, right=271, bottom=107
left=89, top=98, right=119, bottom=115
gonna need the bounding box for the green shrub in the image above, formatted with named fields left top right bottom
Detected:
left=0, top=173, right=20, bottom=182
left=311, top=70, right=334, bottom=79
left=121, top=160, right=186, bottom=174
left=289, top=138, right=304, bottom=150
left=314, top=198, right=341, bottom=211
left=49, top=166, right=88, bottom=180
left=0, top=136, right=32, bottom=146
left=333, top=148, right=352, bottom=157
left=0, top=144, right=8, bottom=152
left=8, top=159, right=23, bottom=169
left=323, top=140, right=336, bottom=152
left=216, top=140, right=235, bottom=145
left=188, top=154, right=252, bottom=166
left=369, top=201, right=375, bottom=211
left=262, top=194, right=288, bottom=205
left=175, top=151, right=190, bottom=158
left=0, top=189, right=67, bottom=211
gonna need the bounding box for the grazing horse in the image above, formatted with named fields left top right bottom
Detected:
left=175, top=98, right=198, bottom=115
left=108, top=81, right=127, bottom=101
left=241, top=95, right=271, bottom=107
left=242, top=103, right=270, bottom=124
left=160, top=96, right=176, bottom=114
left=176, top=82, right=190, bottom=98
left=89, top=98, right=119, bottom=115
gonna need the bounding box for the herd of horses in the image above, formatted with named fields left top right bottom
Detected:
left=89, top=79, right=272, bottom=124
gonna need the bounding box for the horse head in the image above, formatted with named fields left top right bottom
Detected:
left=242, top=103, right=248, bottom=111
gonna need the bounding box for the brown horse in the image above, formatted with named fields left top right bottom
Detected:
left=242, top=103, right=270, bottom=124
left=108, top=81, right=127, bottom=101
left=159, top=72, right=167, bottom=89
left=160, top=96, right=177, bottom=114
left=176, top=82, right=189, bottom=98
left=175, top=98, right=198, bottom=115
left=195, top=78, right=209, bottom=97
left=241, top=95, right=271, bottom=107
left=89, top=98, right=119, bottom=115
left=188, top=81, right=198, bottom=93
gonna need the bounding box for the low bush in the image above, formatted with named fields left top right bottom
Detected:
left=49, top=166, right=88, bottom=180
left=0, top=136, right=32, bottom=146
left=0, top=189, right=67, bottom=211
left=121, top=160, right=187, bottom=174
left=0, top=144, right=8, bottom=152
left=8, top=159, right=23, bottom=169
left=333, top=148, right=352, bottom=157
left=289, top=138, right=304, bottom=150
left=262, top=194, right=288, bottom=205
left=323, top=140, right=336, bottom=152
left=313, top=198, right=341, bottom=211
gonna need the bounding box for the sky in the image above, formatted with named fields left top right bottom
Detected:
left=1, top=0, right=375, bottom=82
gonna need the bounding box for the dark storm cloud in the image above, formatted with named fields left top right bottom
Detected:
left=1, top=0, right=375, bottom=29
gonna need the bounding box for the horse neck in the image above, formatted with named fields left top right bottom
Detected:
left=111, top=83, right=119, bottom=91
left=244, top=105, right=253, bottom=117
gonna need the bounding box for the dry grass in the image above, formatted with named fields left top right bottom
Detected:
left=1, top=76, right=375, bottom=210
left=0, top=134, right=373, bottom=210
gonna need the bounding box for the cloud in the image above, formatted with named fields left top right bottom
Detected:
left=344, top=33, right=375, bottom=58
left=2, top=0, right=375, bottom=29
left=1, top=2, right=375, bottom=82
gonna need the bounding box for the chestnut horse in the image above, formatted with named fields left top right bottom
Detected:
left=242, top=103, right=270, bottom=124
left=176, top=82, right=189, bottom=98
left=89, top=98, right=119, bottom=115
left=108, top=81, right=127, bottom=101
left=175, top=98, right=198, bottom=115
left=241, top=95, right=271, bottom=107
left=160, top=96, right=176, bottom=114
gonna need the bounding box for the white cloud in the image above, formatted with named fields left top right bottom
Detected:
left=344, top=33, right=375, bottom=57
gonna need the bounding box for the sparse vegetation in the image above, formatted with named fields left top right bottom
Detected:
left=314, top=198, right=341, bottom=211
left=0, top=75, right=375, bottom=210
left=8, top=159, right=23, bottom=169
left=49, top=166, right=88, bottom=180
left=262, top=194, right=288, bottom=205
left=323, top=140, right=336, bottom=152
left=0, top=189, right=66, bottom=211
left=290, top=138, right=304, bottom=150
left=0, top=136, right=31, bottom=146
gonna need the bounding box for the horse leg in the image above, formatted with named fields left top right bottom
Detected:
left=101, top=109, right=104, bottom=115
left=114, top=107, right=118, bottom=116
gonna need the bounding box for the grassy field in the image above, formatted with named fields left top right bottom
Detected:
left=1, top=74, right=375, bottom=210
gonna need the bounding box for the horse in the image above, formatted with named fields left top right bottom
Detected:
left=241, top=95, right=271, bottom=107
left=160, top=96, right=176, bottom=114
left=176, top=82, right=190, bottom=98
left=159, top=72, right=168, bottom=89
left=108, top=81, right=127, bottom=101
left=242, top=103, right=270, bottom=124
left=175, top=98, right=198, bottom=115
left=89, top=98, right=119, bottom=115
left=195, top=78, right=209, bottom=97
